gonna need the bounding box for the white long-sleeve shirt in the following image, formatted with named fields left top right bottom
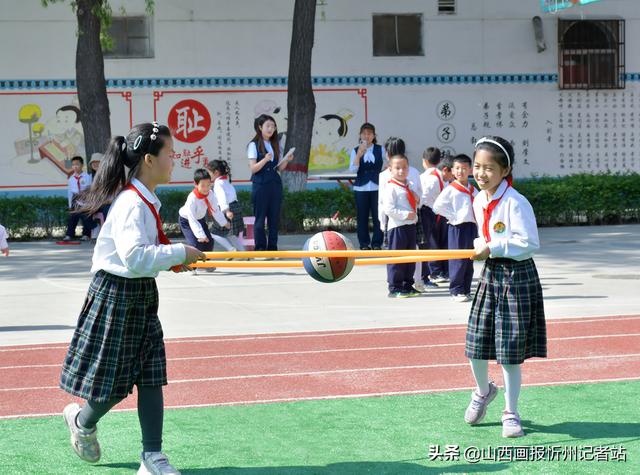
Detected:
left=420, top=168, right=446, bottom=209
left=178, top=190, right=227, bottom=239
left=381, top=178, right=420, bottom=231
left=433, top=180, right=478, bottom=225
left=0, top=224, right=7, bottom=250
left=91, top=178, right=186, bottom=278
left=67, top=172, right=92, bottom=208
left=213, top=178, right=238, bottom=212
left=473, top=179, right=540, bottom=261
left=378, top=166, right=423, bottom=228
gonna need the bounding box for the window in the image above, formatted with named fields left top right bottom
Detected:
left=438, top=0, right=456, bottom=15
left=373, top=14, right=423, bottom=56
left=558, top=19, right=625, bottom=89
left=104, top=16, right=154, bottom=58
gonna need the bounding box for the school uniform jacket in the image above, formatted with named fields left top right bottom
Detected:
left=472, top=179, right=540, bottom=261
left=419, top=168, right=446, bottom=209
left=432, top=181, right=477, bottom=225
left=67, top=172, right=92, bottom=208
left=178, top=190, right=228, bottom=239
left=381, top=179, right=420, bottom=231
left=91, top=178, right=186, bottom=278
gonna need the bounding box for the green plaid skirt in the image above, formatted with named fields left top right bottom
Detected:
left=210, top=200, right=246, bottom=237
left=60, top=270, right=167, bottom=402
left=465, top=258, right=547, bottom=365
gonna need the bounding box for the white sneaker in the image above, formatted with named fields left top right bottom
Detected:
left=452, top=294, right=472, bottom=302
left=138, top=452, right=181, bottom=475
left=63, top=403, right=101, bottom=463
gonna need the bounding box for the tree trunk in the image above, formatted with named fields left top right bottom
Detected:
left=281, top=0, right=316, bottom=192
left=76, top=0, right=111, bottom=159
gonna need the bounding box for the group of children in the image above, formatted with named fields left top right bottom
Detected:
left=56, top=121, right=545, bottom=474
left=177, top=159, right=246, bottom=265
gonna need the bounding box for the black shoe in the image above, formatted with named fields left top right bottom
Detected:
left=360, top=246, right=372, bottom=250
left=372, top=246, right=382, bottom=250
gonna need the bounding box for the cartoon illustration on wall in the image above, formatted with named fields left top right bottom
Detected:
left=309, top=108, right=353, bottom=173
left=14, top=99, right=84, bottom=177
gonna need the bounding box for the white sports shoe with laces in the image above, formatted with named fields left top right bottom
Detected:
left=138, top=452, right=181, bottom=475
left=62, top=403, right=101, bottom=463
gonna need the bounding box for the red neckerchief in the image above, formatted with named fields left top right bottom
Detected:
left=430, top=169, right=444, bottom=191
left=123, top=183, right=181, bottom=272
left=217, top=175, right=229, bottom=181
left=482, top=181, right=511, bottom=242
left=389, top=178, right=417, bottom=212
left=192, top=188, right=214, bottom=216
left=450, top=181, right=475, bottom=200
left=74, top=174, right=82, bottom=191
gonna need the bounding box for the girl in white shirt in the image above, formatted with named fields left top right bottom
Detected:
left=208, top=159, right=247, bottom=251
left=59, top=122, right=204, bottom=475
left=463, top=135, right=546, bottom=440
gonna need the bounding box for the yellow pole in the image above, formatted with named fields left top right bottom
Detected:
left=191, top=253, right=473, bottom=268
left=202, top=249, right=474, bottom=260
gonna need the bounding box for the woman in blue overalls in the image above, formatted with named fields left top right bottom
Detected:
left=248, top=114, right=293, bottom=251
left=349, top=122, right=384, bottom=250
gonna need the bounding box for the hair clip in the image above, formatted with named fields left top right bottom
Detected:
left=121, top=141, right=127, bottom=152
left=150, top=134, right=157, bottom=140
left=133, top=135, right=144, bottom=151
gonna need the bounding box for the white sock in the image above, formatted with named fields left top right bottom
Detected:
left=469, top=359, right=490, bottom=396
left=211, top=234, right=235, bottom=251
left=501, top=364, right=522, bottom=413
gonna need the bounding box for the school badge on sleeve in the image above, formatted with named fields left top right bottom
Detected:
left=493, top=222, right=506, bottom=234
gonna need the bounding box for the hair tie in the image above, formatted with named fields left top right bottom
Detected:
left=474, top=137, right=511, bottom=168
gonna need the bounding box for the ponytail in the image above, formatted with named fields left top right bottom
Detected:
left=74, top=122, right=171, bottom=215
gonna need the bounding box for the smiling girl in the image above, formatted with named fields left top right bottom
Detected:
left=463, top=135, right=547, bottom=439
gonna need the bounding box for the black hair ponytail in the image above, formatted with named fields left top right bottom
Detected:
left=74, top=122, right=171, bottom=215
left=384, top=136, right=406, bottom=158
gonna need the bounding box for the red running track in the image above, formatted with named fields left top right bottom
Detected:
left=1, top=315, right=639, bottom=420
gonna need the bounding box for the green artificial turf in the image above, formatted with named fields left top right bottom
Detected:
left=0, top=380, right=637, bottom=474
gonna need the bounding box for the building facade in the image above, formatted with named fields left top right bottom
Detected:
left=0, top=0, right=637, bottom=195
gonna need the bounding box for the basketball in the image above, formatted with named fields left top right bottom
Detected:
left=302, top=231, right=355, bottom=283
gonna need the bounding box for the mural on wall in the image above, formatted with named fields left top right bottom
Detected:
left=1, top=91, right=132, bottom=190
left=15, top=100, right=84, bottom=176
left=153, top=88, right=367, bottom=183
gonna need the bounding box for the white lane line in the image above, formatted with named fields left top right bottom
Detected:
left=2, top=353, right=639, bottom=391
left=2, top=333, right=640, bottom=370
left=1, top=375, right=638, bottom=421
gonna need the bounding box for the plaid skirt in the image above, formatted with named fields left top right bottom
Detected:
left=210, top=200, right=245, bottom=237
left=465, top=258, right=547, bottom=365
left=60, top=270, right=167, bottom=402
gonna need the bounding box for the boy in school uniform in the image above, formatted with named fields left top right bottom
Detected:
left=433, top=154, right=478, bottom=301
left=378, top=139, right=423, bottom=250
left=416, top=147, right=443, bottom=291
left=178, top=168, right=229, bottom=254
left=422, top=155, right=455, bottom=285
left=63, top=156, right=94, bottom=241
left=381, top=138, right=421, bottom=298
